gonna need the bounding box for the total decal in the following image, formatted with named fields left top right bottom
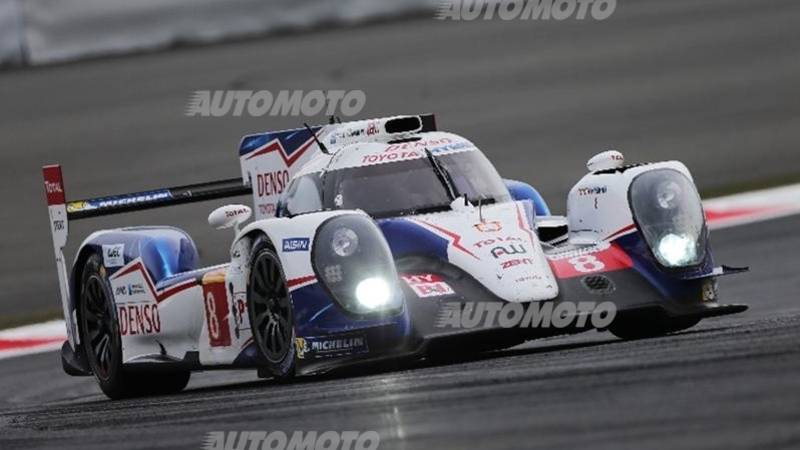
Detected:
left=401, top=274, right=456, bottom=298
left=295, top=332, right=369, bottom=359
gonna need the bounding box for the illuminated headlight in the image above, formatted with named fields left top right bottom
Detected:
left=629, top=169, right=707, bottom=270
left=355, top=277, right=391, bottom=309
left=656, top=233, right=697, bottom=267
left=313, top=215, right=404, bottom=315
left=332, top=227, right=359, bottom=257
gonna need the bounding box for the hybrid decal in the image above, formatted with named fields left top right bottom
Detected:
left=402, top=274, right=456, bottom=298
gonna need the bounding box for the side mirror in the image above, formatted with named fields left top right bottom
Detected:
left=587, top=150, right=625, bottom=172
left=208, top=204, right=252, bottom=233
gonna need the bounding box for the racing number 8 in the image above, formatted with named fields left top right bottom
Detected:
left=568, top=255, right=605, bottom=273
left=203, top=284, right=232, bottom=347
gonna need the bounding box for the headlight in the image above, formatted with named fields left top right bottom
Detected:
left=355, top=277, right=392, bottom=309
left=313, top=215, right=403, bottom=315
left=332, top=227, right=359, bottom=257
left=630, top=169, right=707, bottom=270
left=656, top=233, right=697, bottom=267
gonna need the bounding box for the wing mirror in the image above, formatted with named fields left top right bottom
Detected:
left=587, top=150, right=625, bottom=172
left=208, top=204, right=252, bottom=234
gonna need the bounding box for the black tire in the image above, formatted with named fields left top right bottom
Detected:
left=248, top=237, right=297, bottom=380
left=79, top=254, right=190, bottom=399
left=608, top=317, right=701, bottom=340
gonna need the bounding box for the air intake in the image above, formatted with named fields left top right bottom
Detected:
left=580, top=275, right=615, bottom=295
left=385, top=116, right=423, bottom=134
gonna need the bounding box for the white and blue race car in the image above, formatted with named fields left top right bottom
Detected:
left=43, top=114, right=747, bottom=399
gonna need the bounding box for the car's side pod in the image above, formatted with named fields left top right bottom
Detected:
left=42, top=164, right=252, bottom=375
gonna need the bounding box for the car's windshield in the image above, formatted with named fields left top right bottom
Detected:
left=322, top=150, right=510, bottom=218
left=323, top=157, right=452, bottom=218
left=435, top=151, right=511, bottom=205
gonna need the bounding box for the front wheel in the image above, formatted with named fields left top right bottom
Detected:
left=248, top=237, right=297, bottom=381
left=80, top=253, right=190, bottom=399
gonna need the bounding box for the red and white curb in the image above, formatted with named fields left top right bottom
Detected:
left=2, top=182, right=800, bottom=361
left=704, top=183, right=800, bottom=230
left=0, top=320, right=66, bottom=361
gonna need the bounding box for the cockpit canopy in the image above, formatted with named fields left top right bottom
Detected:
left=277, top=138, right=510, bottom=218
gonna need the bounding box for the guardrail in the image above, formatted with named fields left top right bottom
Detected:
left=1, top=0, right=438, bottom=67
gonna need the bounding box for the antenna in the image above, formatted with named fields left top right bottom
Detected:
left=478, top=197, right=484, bottom=222
left=304, top=123, right=330, bottom=155
left=324, top=91, right=336, bottom=125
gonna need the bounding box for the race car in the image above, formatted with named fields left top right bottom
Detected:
left=42, top=114, right=748, bottom=399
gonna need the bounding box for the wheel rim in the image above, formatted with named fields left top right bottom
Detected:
left=82, top=275, right=116, bottom=380
left=250, top=251, right=293, bottom=363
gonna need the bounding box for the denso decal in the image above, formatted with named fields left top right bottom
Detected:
left=490, top=244, right=528, bottom=259
left=256, top=170, right=289, bottom=196
left=282, top=237, right=310, bottom=252
left=118, top=303, right=161, bottom=336
left=402, top=274, right=456, bottom=298
left=295, top=332, right=369, bottom=359
left=366, top=122, right=379, bottom=136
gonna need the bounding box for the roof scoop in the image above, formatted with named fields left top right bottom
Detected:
left=587, top=150, right=625, bottom=172
left=385, top=116, right=423, bottom=134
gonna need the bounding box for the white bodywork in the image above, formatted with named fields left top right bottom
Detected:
left=45, top=114, right=698, bottom=372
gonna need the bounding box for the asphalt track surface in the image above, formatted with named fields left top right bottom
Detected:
left=0, top=215, right=799, bottom=450
left=1, top=1, right=800, bottom=449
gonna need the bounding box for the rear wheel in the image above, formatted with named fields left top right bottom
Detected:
left=80, top=254, right=190, bottom=399
left=248, top=237, right=297, bottom=380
